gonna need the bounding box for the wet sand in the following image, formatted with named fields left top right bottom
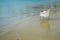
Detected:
left=0, top=8, right=60, bottom=40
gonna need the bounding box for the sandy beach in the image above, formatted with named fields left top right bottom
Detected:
left=0, top=8, right=60, bottom=40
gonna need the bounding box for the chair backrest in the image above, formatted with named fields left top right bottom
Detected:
left=40, top=9, right=50, bottom=17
